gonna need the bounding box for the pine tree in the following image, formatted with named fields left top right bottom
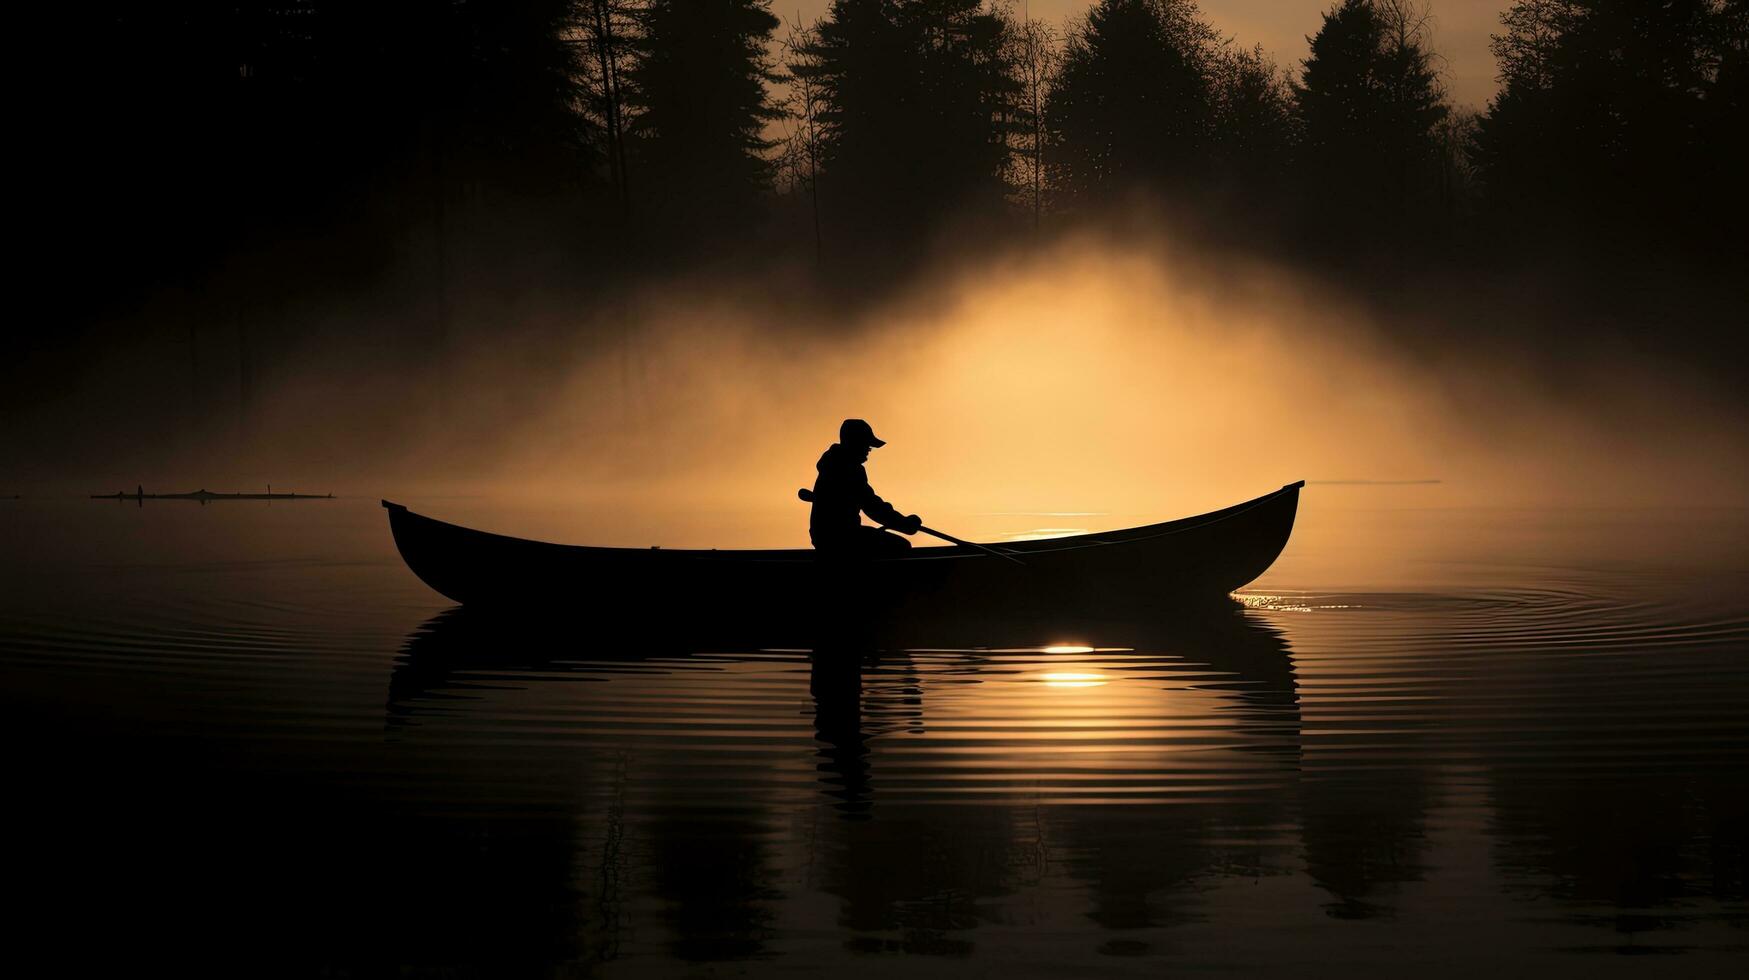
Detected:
left=1474, top=0, right=1738, bottom=252
left=1044, top=0, right=1219, bottom=205
left=792, top=0, right=1021, bottom=247
left=624, top=0, right=783, bottom=237
left=1294, top=0, right=1447, bottom=230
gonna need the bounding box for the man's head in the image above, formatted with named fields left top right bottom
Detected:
left=839, top=418, right=885, bottom=452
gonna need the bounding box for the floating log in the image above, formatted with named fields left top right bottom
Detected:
left=91, top=487, right=333, bottom=501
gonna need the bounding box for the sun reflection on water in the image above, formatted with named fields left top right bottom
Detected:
left=1003, top=528, right=1091, bottom=542
left=1036, top=670, right=1110, bottom=689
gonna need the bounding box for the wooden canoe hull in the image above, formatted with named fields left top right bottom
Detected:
left=382, top=482, right=1304, bottom=617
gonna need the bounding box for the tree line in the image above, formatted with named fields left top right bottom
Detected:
left=31, top=0, right=1749, bottom=317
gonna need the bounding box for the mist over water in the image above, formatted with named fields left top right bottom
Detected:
left=13, top=227, right=1743, bottom=546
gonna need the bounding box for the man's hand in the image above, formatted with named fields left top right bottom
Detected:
left=897, top=514, right=923, bottom=535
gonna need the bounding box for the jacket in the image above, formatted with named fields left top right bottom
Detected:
left=809, top=443, right=905, bottom=547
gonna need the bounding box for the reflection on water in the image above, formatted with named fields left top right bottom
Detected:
left=386, top=604, right=1300, bottom=813
left=1, top=499, right=1746, bottom=973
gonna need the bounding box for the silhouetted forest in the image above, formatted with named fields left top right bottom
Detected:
left=13, top=0, right=1749, bottom=419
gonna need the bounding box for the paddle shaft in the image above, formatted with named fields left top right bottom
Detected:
left=797, top=488, right=1024, bottom=566
left=915, top=524, right=1028, bottom=566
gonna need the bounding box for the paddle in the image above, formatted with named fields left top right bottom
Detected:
left=797, top=488, right=1026, bottom=566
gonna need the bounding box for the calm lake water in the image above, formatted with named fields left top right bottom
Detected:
left=2, top=494, right=1745, bottom=976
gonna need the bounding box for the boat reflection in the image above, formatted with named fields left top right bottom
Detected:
left=388, top=602, right=1303, bottom=809
left=385, top=602, right=1307, bottom=957
left=809, top=649, right=877, bottom=818
left=796, top=612, right=1303, bottom=948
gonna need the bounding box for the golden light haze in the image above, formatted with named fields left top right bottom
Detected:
left=41, top=224, right=1743, bottom=566
left=457, top=228, right=1746, bottom=549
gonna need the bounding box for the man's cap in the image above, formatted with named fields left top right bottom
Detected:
left=840, top=418, right=886, bottom=448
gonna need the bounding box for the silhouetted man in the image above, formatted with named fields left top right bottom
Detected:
left=810, top=419, right=921, bottom=556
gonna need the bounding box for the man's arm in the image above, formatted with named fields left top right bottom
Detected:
left=859, top=474, right=920, bottom=533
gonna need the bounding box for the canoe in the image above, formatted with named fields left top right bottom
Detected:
left=382, top=481, right=1304, bottom=615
